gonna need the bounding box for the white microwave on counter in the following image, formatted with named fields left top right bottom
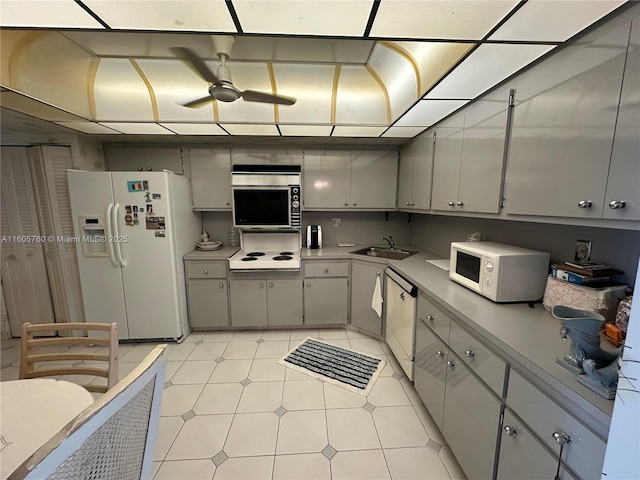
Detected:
left=449, top=242, right=550, bottom=303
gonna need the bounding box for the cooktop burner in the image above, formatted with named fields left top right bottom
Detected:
left=273, top=255, right=293, bottom=261
left=279, top=251, right=294, bottom=255
left=241, top=257, right=258, bottom=261
left=246, top=252, right=265, bottom=257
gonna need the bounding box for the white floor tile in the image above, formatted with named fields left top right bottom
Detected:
left=272, top=453, right=331, bottom=480
left=164, top=342, right=196, bottom=361
left=248, top=358, right=286, bottom=382
left=223, top=341, right=258, bottom=359
left=160, top=384, right=205, bottom=417
left=154, top=459, right=216, bottom=480
left=385, top=446, right=452, bottom=480
left=414, top=404, right=447, bottom=446
left=367, top=377, right=412, bottom=407
left=326, top=408, right=381, bottom=451
left=236, top=381, right=284, bottom=413
left=282, top=379, right=325, bottom=411
left=208, top=360, right=252, bottom=383
left=119, top=343, right=158, bottom=363
left=289, top=329, right=319, bottom=340
left=193, top=383, right=244, bottom=415
left=164, top=361, right=184, bottom=382
left=261, top=330, right=292, bottom=341
left=350, top=338, right=386, bottom=356
left=230, top=330, right=263, bottom=341
left=151, top=461, right=162, bottom=479
left=171, top=360, right=217, bottom=384
left=254, top=340, right=290, bottom=359
left=346, top=329, right=373, bottom=339
left=154, top=416, right=184, bottom=461
left=324, top=382, right=367, bottom=409
left=284, top=366, right=314, bottom=381
left=202, top=331, right=234, bottom=342
left=165, top=414, right=233, bottom=460
left=317, top=328, right=349, bottom=339
left=187, top=342, right=228, bottom=361
left=276, top=410, right=327, bottom=455
left=400, top=377, right=424, bottom=406
left=331, top=449, right=391, bottom=480
left=373, top=406, right=429, bottom=448
left=439, top=446, right=468, bottom=480
left=183, top=332, right=205, bottom=342
left=224, top=412, right=279, bottom=457
left=213, top=456, right=274, bottom=480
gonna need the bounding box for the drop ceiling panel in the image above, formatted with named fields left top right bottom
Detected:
left=370, top=0, right=521, bottom=40
left=94, top=59, right=156, bottom=121
left=382, top=126, right=427, bottom=137
left=0, top=0, right=104, bottom=28
left=332, top=126, right=386, bottom=137
left=55, top=122, right=122, bottom=134
left=233, top=0, right=374, bottom=36
left=160, top=123, right=227, bottom=135
left=279, top=125, right=333, bottom=136
left=221, top=124, right=279, bottom=135
left=395, top=99, right=469, bottom=127
left=488, top=0, right=627, bottom=42
left=215, top=63, right=276, bottom=123
left=367, top=44, right=418, bottom=121
left=135, top=59, right=214, bottom=122
left=335, top=66, right=388, bottom=124
left=424, top=44, right=554, bottom=100
left=0, top=91, right=87, bottom=122
left=99, top=123, right=174, bottom=134
left=272, top=64, right=335, bottom=124
left=82, top=0, right=236, bottom=32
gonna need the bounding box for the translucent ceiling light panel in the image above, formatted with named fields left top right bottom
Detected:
left=160, top=123, right=228, bottom=135
left=233, top=0, right=374, bottom=36
left=335, top=66, right=388, bottom=125
left=395, top=100, right=469, bottom=127
left=489, top=0, right=627, bottom=42
left=382, top=126, right=427, bottom=137
left=332, top=126, right=387, bottom=137
left=55, top=122, right=122, bottom=134
left=370, top=0, right=520, bottom=39
left=99, top=123, right=175, bottom=134
left=221, top=124, right=280, bottom=135
left=0, top=0, right=104, bottom=28
left=82, top=0, right=236, bottom=31
left=424, top=44, right=554, bottom=100
left=215, top=63, right=276, bottom=124
left=279, top=125, right=333, bottom=136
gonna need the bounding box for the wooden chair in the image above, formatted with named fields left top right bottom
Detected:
left=19, top=322, right=119, bottom=393
left=9, top=344, right=167, bottom=480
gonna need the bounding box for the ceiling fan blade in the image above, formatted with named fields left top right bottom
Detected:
left=170, top=47, right=221, bottom=84
left=241, top=90, right=296, bottom=105
left=180, top=95, right=215, bottom=108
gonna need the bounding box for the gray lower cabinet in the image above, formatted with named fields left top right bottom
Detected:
left=267, top=279, right=303, bottom=326
left=350, top=261, right=385, bottom=336
left=303, top=261, right=349, bottom=326
left=230, top=278, right=303, bottom=327
left=498, top=409, right=577, bottom=480
left=185, top=261, right=229, bottom=328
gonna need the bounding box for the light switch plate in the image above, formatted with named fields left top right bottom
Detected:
left=575, top=240, right=592, bottom=261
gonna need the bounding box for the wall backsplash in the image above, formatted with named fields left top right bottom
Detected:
left=410, top=215, right=640, bottom=285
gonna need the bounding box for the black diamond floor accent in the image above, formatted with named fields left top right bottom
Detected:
left=321, top=444, right=337, bottom=460
left=426, top=439, right=443, bottom=452
left=256, top=338, right=265, bottom=344
left=215, top=357, right=225, bottom=363
left=181, top=410, right=195, bottom=421
left=363, top=402, right=376, bottom=413
left=274, top=406, right=288, bottom=417
left=164, top=381, right=172, bottom=389
left=194, top=339, right=204, bottom=345
left=392, top=372, right=403, bottom=380
left=212, top=450, right=228, bottom=466
left=240, top=378, right=252, bottom=386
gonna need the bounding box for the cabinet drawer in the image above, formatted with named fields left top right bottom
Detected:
left=186, top=262, right=227, bottom=279
left=507, top=370, right=606, bottom=480
left=417, top=292, right=451, bottom=342
left=449, top=320, right=508, bottom=397
left=304, top=262, right=349, bottom=277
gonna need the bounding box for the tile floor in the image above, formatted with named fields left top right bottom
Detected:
left=1, top=328, right=467, bottom=480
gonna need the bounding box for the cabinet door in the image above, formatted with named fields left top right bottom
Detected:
left=231, top=148, right=303, bottom=165
left=304, top=278, right=348, bottom=325
left=144, top=147, right=183, bottom=173
left=267, top=279, right=303, bottom=326
left=106, top=147, right=145, bottom=171
left=442, top=355, right=502, bottom=480
left=230, top=280, right=267, bottom=327
left=458, top=93, right=509, bottom=214
left=414, top=317, right=448, bottom=430
left=431, top=115, right=464, bottom=212
left=603, top=20, right=640, bottom=221
left=410, top=133, right=434, bottom=210
left=303, top=151, right=351, bottom=208
left=350, top=262, right=384, bottom=336
left=187, top=279, right=229, bottom=328
left=190, top=148, right=232, bottom=210
left=497, top=410, right=577, bottom=480
left=350, top=150, right=398, bottom=209
left=397, top=143, right=414, bottom=208
left=504, top=23, right=630, bottom=218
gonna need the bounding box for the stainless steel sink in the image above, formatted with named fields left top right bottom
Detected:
left=350, top=246, right=418, bottom=260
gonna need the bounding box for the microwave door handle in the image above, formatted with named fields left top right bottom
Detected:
left=105, top=203, right=119, bottom=268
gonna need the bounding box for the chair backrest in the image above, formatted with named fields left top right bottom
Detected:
left=19, top=322, right=119, bottom=393
left=9, top=344, right=167, bottom=480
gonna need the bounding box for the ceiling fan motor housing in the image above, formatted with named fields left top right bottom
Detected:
left=209, top=83, right=241, bottom=102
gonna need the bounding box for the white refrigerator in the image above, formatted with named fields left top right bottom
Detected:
left=67, top=170, right=200, bottom=341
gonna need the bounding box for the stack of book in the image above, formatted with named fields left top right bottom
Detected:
left=550, top=261, right=624, bottom=287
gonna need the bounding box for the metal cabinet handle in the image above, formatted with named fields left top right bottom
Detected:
left=219, top=283, right=224, bottom=288
left=325, top=267, right=329, bottom=273
left=400, top=292, right=406, bottom=301
left=406, top=202, right=410, bottom=206
left=226, top=201, right=230, bottom=206
left=446, top=360, right=455, bottom=368
left=307, top=282, right=311, bottom=287
left=609, top=200, right=626, bottom=209
left=259, top=283, right=264, bottom=288
left=436, top=350, right=446, bottom=357
left=426, top=315, right=434, bottom=322
left=344, top=202, right=349, bottom=206
left=138, top=167, right=143, bottom=171
left=448, top=201, right=455, bottom=207
left=504, top=425, right=517, bottom=436
left=376, top=272, right=381, bottom=276
left=578, top=200, right=592, bottom=208
left=148, top=167, right=152, bottom=171
left=203, top=270, right=209, bottom=275
left=353, top=202, right=357, bottom=206
left=409, top=202, right=414, bottom=206
left=552, top=431, right=571, bottom=445
left=456, top=201, right=464, bottom=206
left=464, top=349, right=475, bottom=357
left=269, top=282, right=273, bottom=287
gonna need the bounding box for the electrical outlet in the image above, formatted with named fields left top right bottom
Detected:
left=332, top=218, right=341, bottom=227
left=575, top=240, right=592, bottom=261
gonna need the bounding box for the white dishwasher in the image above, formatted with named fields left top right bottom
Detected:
left=385, top=268, right=418, bottom=380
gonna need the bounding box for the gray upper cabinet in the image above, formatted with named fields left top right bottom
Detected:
left=603, top=19, right=640, bottom=221
left=106, top=147, right=184, bottom=174
left=397, top=133, right=433, bottom=210
left=304, top=150, right=398, bottom=210
left=189, top=148, right=232, bottom=210
left=431, top=114, right=464, bottom=212
left=504, top=21, right=631, bottom=219
left=231, top=148, right=303, bottom=165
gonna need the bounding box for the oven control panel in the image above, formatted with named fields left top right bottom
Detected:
left=291, top=185, right=301, bottom=227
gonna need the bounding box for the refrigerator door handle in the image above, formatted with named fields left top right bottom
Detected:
left=105, top=203, right=119, bottom=268
left=112, top=203, right=127, bottom=268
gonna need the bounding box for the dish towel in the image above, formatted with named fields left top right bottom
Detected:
left=371, top=275, right=383, bottom=318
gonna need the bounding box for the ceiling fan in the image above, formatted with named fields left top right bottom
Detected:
left=171, top=36, right=296, bottom=107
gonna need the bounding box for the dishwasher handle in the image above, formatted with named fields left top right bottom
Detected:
left=386, top=268, right=418, bottom=297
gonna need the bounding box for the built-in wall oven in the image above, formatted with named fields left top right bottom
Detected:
left=231, top=165, right=301, bottom=230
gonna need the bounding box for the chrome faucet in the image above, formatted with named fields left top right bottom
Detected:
left=381, top=236, right=395, bottom=250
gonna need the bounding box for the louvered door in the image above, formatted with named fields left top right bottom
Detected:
left=1, top=147, right=54, bottom=334
left=28, top=146, right=85, bottom=324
